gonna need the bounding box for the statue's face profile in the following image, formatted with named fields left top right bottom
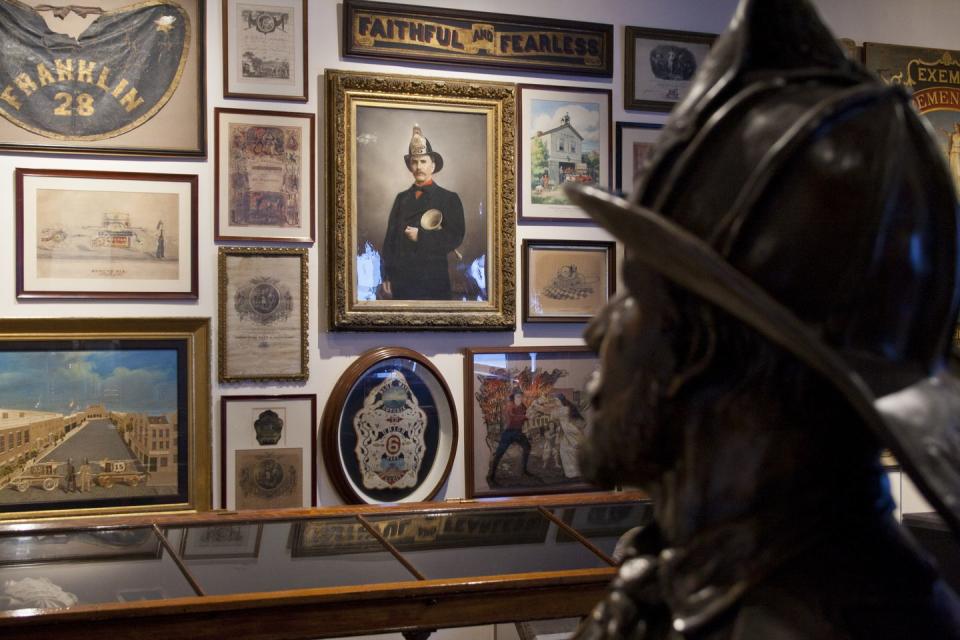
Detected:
left=580, top=261, right=679, bottom=488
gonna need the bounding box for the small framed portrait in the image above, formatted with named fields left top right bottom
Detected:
left=615, top=121, right=663, bottom=194
left=219, top=394, right=316, bottom=509
left=0, top=0, right=206, bottom=157
left=215, top=108, right=315, bottom=243
left=321, top=347, right=457, bottom=504
left=523, top=240, right=615, bottom=323
left=465, top=346, right=600, bottom=498
left=218, top=247, right=308, bottom=382
left=222, top=0, right=307, bottom=101
left=624, top=26, right=715, bottom=112
left=179, top=523, right=263, bottom=559
left=16, top=168, right=198, bottom=300
left=518, top=84, right=612, bottom=222
left=326, top=70, right=516, bottom=330
left=0, top=318, right=211, bottom=521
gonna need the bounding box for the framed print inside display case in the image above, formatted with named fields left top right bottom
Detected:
left=215, top=108, right=315, bottom=242
left=624, top=26, right=714, bottom=112
left=218, top=247, right=308, bottom=383
left=0, top=318, right=211, bottom=521
left=220, top=394, right=316, bottom=509
left=179, top=523, right=263, bottom=559
left=518, top=84, right=611, bottom=223
left=0, top=0, right=206, bottom=157
left=615, top=121, right=662, bottom=193
left=465, top=346, right=600, bottom=498
left=327, top=69, right=516, bottom=330
left=222, top=0, right=307, bottom=101
left=321, top=347, right=457, bottom=504
left=16, top=168, right=198, bottom=300
left=523, top=240, right=615, bottom=323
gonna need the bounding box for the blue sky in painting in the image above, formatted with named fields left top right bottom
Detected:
left=530, top=98, right=601, bottom=153
left=0, top=350, right=178, bottom=414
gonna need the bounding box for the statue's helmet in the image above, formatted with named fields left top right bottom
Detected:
left=567, top=0, right=960, bottom=534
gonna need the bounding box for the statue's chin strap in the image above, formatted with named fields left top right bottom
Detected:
left=34, top=4, right=104, bottom=20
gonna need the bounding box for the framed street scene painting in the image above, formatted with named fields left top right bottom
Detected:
left=222, top=0, right=307, bottom=101
left=218, top=247, right=308, bottom=383
left=865, top=42, right=960, bottom=196
left=624, top=26, right=714, bottom=112
left=0, top=318, right=211, bottom=520
left=327, top=69, right=515, bottom=330
left=465, top=346, right=599, bottom=498
left=16, top=168, right=198, bottom=300
left=0, top=0, right=206, bottom=157
left=518, top=84, right=611, bottom=222
left=220, top=394, right=316, bottom=509
left=215, top=108, right=315, bottom=242
left=321, top=347, right=457, bottom=504
left=522, top=240, right=615, bottom=323
left=615, top=121, right=663, bottom=193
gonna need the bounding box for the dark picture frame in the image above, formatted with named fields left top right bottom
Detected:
left=465, top=346, right=599, bottom=498
left=522, top=240, right=615, bottom=324
left=219, top=394, right=317, bottom=509
left=16, top=168, right=198, bottom=300
left=342, top=0, right=613, bottom=77
left=222, top=0, right=308, bottom=102
left=321, top=347, right=458, bottom=504
left=178, top=523, right=264, bottom=559
left=218, top=247, right=309, bottom=383
left=0, top=0, right=206, bottom=157
left=0, top=318, right=211, bottom=521
left=214, top=107, right=315, bottom=243
left=517, top=84, right=612, bottom=223
left=615, top=121, right=663, bottom=193
left=327, top=69, right=516, bottom=330
left=624, top=26, right=715, bottom=112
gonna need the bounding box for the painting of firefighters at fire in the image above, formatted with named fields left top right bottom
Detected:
left=468, top=349, right=599, bottom=497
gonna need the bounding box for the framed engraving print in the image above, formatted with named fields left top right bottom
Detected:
left=215, top=108, right=315, bottom=242
left=327, top=69, right=515, bottom=330
left=222, top=0, right=307, bottom=101
left=465, top=346, right=600, bottom=498
left=624, top=26, right=714, bottom=112
left=0, top=0, right=206, bottom=157
left=179, top=523, right=263, bottom=559
left=518, top=84, right=611, bottom=222
left=522, top=240, right=615, bottom=323
left=220, top=394, right=316, bottom=509
left=16, top=168, right=198, bottom=300
left=218, top=247, right=308, bottom=382
left=0, top=318, right=211, bottom=520
left=234, top=448, right=303, bottom=510
left=615, top=121, right=662, bottom=193
left=321, top=347, right=457, bottom=504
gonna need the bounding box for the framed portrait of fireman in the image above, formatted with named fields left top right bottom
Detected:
left=326, top=69, right=516, bottom=330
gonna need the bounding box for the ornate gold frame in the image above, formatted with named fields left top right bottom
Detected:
left=326, top=69, right=516, bottom=330
left=218, top=247, right=309, bottom=382
left=0, top=317, right=211, bottom=520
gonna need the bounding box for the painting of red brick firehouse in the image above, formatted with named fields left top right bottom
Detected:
left=466, top=347, right=599, bottom=497
left=0, top=347, right=183, bottom=512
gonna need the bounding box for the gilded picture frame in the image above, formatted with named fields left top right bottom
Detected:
left=214, top=107, right=315, bottom=243
left=16, top=168, right=198, bottom=300
left=222, top=0, right=307, bottom=102
left=326, top=69, right=516, bottom=330
left=522, top=239, right=616, bottom=324
left=624, top=26, right=715, bottom=112
left=0, top=0, right=206, bottom=158
left=0, top=318, right=211, bottom=521
left=218, top=247, right=308, bottom=383
left=321, top=347, right=457, bottom=504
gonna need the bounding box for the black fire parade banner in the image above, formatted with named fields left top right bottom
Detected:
left=343, top=0, right=613, bottom=77
left=0, top=0, right=190, bottom=141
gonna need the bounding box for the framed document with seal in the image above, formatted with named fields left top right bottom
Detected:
left=218, top=247, right=308, bottom=382
left=321, top=347, right=457, bottom=504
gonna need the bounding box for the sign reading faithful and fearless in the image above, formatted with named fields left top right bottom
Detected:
left=343, top=0, right=613, bottom=77
left=0, top=0, right=190, bottom=141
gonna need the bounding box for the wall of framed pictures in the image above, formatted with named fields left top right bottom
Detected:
left=0, top=0, right=950, bottom=531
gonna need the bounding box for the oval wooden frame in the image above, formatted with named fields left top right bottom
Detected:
left=321, top=347, right=458, bottom=504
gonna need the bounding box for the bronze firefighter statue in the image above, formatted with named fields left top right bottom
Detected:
left=566, top=0, right=960, bottom=637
